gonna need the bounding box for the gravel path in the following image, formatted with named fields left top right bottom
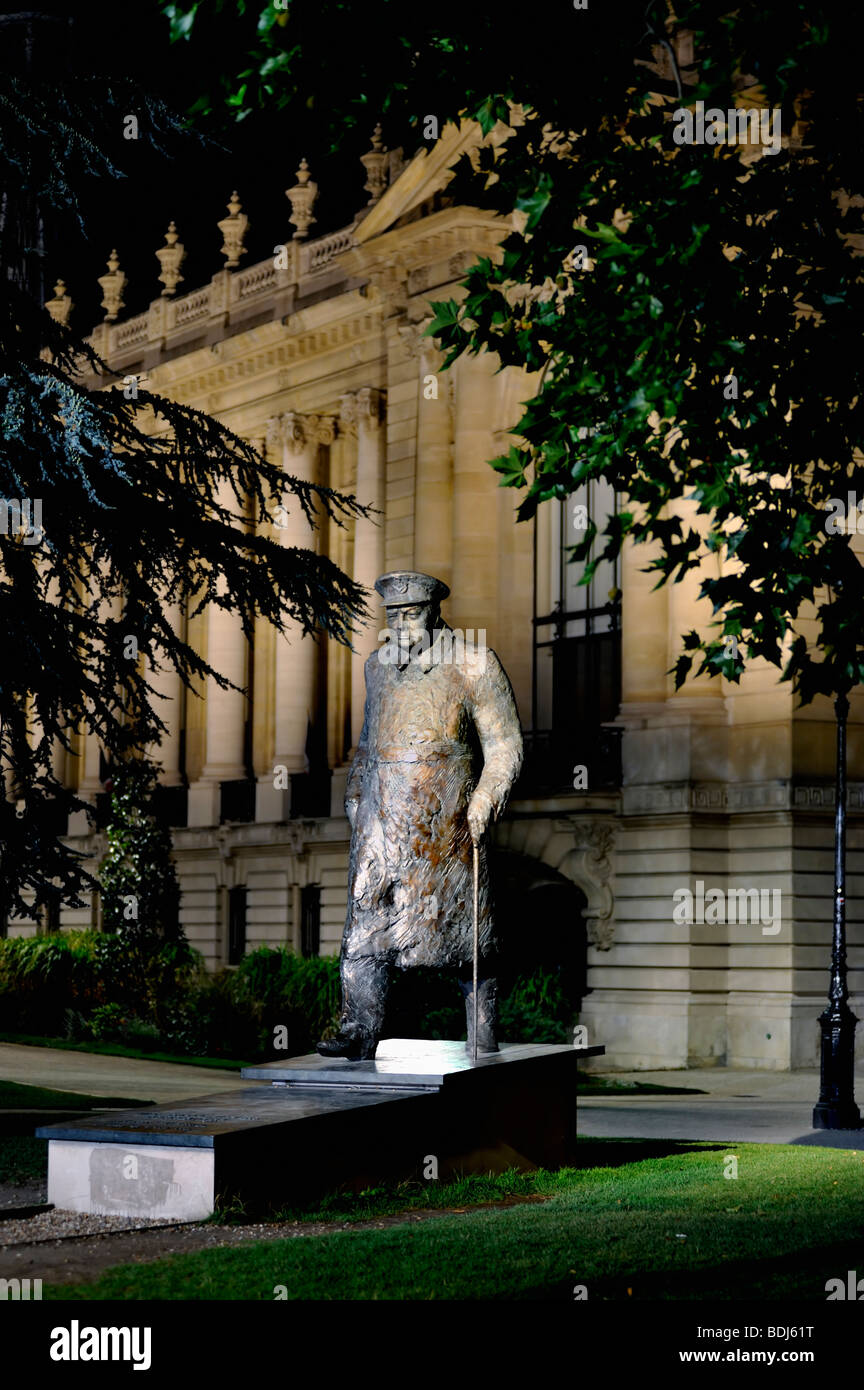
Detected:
left=0, top=1207, right=180, bottom=1246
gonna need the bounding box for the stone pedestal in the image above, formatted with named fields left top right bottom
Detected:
left=255, top=776, right=291, bottom=824
left=38, top=1039, right=603, bottom=1219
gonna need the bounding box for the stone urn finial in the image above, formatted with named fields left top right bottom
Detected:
left=360, top=123, right=389, bottom=206
left=45, top=277, right=73, bottom=326
left=156, top=221, right=186, bottom=298
left=97, top=251, right=126, bottom=323
left=286, top=159, right=318, bottom=240
left=217, top=190, right=249, bottom=269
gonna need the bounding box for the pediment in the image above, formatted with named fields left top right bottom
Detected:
left=353, top=119, right=482, bottom=244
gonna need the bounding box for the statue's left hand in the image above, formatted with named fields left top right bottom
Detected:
left=467, top=788, right=495, bottom=845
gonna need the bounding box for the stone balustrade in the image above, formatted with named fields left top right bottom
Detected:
left=82, top=222, right=358, bottom=371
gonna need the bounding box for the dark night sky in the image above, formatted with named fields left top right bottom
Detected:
left=5, top=0, right=386, bottom=331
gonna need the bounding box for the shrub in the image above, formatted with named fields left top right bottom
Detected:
left=0, top=934, right=574, bottom=1058
left=230, top=949, right=340, bottom=1056
left=0, top=932, right=100, bottom=1034
left=160, top=975, right=266, bottom=1059
left=384, top=964, right=572, bottom=1044
left=498, top=969, right=572, bottom=1044
left=99, top=758, right=182, bottom=947
left=86, top=1002, right=133, bottom=1042
left=386, top=967, right=463, bottom=1040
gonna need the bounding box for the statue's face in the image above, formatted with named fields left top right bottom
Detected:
left=385, top=601, right=436, bottom=647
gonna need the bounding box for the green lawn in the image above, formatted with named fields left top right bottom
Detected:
left=0, top=1135, right=47, bottom=1185
left=0, top=1082, right=153, bottom=1186
left=47, top=1142, right=864, bottom=1301
left=0, top=1079, right=152, bottom=1110
left=210, top=1167, right=560, bottom=1226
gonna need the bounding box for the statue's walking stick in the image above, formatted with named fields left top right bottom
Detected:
left=472, top=836, right=480, bottom=1064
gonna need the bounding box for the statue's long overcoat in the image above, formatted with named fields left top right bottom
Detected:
left=342, top=634, right=523, bottom=968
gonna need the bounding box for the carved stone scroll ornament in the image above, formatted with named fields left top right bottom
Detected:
left=555, top=817, right=616, bottom=950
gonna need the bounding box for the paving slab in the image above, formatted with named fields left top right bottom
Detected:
left=0, top=1042, right=246, bottom=1103
left=591, top=1066, right=841, bottom=1101
left=577, top=1067, right=864, bottom=1146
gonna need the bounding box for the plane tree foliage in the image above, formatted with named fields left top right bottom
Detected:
left=167, top=0, right=864, bottom=705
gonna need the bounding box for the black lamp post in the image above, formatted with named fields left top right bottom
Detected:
left=812, top=691, right=862, bottom=1130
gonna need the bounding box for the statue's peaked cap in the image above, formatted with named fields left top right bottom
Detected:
left=374, top=571, right=450, bottom=607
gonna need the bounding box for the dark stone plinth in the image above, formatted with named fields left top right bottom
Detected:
left=38, top=1039, right=604, bottom=1218
left=242, top=1037, right=604, bottom=1088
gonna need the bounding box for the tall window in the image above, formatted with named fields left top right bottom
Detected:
left=300, top=884, right=321, bottom=958
left=228, top=885, right=247, bottom=965
left=529, top=479, right=622, bottom=791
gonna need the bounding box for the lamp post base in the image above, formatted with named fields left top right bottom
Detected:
left=813, top=1003, right=861, bottom=1130
left=812, top=1100, right=862, bottom=1131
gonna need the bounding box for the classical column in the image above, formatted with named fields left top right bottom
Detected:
left=328, top=412, right=356, bottom=815
left=69, top=569, right=120, bottom=836
left=187, top=476, right=249, bottom=827
left=257, top=411, right=331, bottom=822
left=450, top=351, right=500, bottom=633
left=666, top=498, right=722, bottom=703
left=347, top=388, right=386, bottom=750
left=620, top=526, right=669, bottom=708
left=411, top=320, right=453, bottom=587
left=145, top=600, right=185, bottom=786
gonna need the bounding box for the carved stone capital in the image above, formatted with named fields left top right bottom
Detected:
left=339, top=392, right=358, bottom=438
left=266, top=411, right=335, bottom=455
left=315, top=416, right=337, bottom=447
left=265, top=415, right=284, bottom=456
left=281, top=411, right=313, bottom=456
left=355, top=386, right=385, bottom=430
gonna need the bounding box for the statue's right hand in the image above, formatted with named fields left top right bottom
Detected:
left=346, top=798, right=359, bottom=829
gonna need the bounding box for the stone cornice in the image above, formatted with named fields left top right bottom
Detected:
left=340, top=205, right=508, bottom=284
left=622, top=780, right=864, bottom=815
left=136, top=304, right=381, bottom=405
left=172, top=819, right=350, bottom=856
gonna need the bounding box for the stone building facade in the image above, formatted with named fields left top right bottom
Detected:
left=18, top=119, right=864, bottom=1071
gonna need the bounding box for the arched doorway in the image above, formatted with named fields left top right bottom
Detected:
left=491, top=849, right=590, bottom=1018
left=384, top=848, right=590, bottom=1042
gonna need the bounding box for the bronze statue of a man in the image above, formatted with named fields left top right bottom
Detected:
left=317, top=571, right=523, bottom=1061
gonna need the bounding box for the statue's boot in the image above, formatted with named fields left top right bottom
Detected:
left=316, top=954, right=390, bottom=1061
left=461, top=973, right=500, bottom=1055
left=316, top=1028, right=378, bottom=1061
